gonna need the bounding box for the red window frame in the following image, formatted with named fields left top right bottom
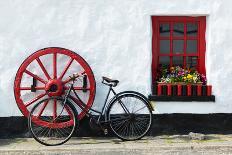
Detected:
left=151, top=16, right=206, bottom=86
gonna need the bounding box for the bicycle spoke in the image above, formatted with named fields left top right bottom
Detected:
left=53, top=99, right=57, bottom=120
left=109, top=94, right=152, bottom=140
left=133, top=105, right=146, bottom=114
left=29, top=98, right=77, bottom=146
left=112, top=119, right=129, bottom=132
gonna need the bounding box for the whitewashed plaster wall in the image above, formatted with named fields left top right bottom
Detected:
left=0, top=0, right=230, bottom=116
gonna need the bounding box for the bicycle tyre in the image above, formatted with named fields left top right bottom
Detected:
left=28, top=97, right=78, bottom=146
left=107, top=93, right=152, bottom=141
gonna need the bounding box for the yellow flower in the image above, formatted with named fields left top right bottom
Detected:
left=187, top=74, right=192, bottom=79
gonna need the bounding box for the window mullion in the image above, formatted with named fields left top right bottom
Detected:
left=197, top=21, right=200, bottom=72
left=184, top=22, right=187, bottom=68
left=170, top=22, right=173, bottom=67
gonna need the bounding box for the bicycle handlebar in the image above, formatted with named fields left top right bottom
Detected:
left=69, top=73, right=83, bottom=81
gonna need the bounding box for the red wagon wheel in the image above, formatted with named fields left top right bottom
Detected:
left=14, top=47, right=96, bottom=127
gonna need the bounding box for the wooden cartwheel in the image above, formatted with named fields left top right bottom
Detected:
left=14, top=47, right=96, bottom=128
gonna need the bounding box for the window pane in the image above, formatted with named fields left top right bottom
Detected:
left=160, top=40, right=170, bottom=54
left=160, top=23, right=170, bottom=37
left=173, top=56, right=183, bottom=67
left=186, top=56, right=198, bottom=69
left=186, top=40, right=197, bottom=53
left=159, top=56, right=170, bottom=66
left=187, top=23, right=198, bottom=37
left=173, top=40, right=184, bottom=54
left=173, top=23, right=184, bottom=37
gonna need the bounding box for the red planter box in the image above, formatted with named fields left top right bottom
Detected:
left=156, top=83, right=212, bottom=97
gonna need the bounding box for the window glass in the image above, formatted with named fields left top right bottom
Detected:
left=173, top=40, right=184, bottom=54
left=186, top=56, right=198, bottom=69
left=173, top=56, right=183, bottom=67
left=160, top=40, right=170, bottom=54
left=187, top=23, right=198, bottom=37
left=173, top=23, right=184, bottom=37
left=159, top=23, right=170, bottom=37
left=159, top=56, right=170, bottom=66
left=186, top=40, right=197, bottom=53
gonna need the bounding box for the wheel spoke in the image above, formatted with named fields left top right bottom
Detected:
left=25, top=93, right=46, bottom=107
left=25, top=70, right=47, bottom=84
left=59, top=58, right=74, bottom=80
left=53, top=52, right=57, bottom=79
left=108, top=95, right=152, bottom=141
left=37, top=100, right=49, bottom=118
left=134, top=105, right=146, bottom=114
left=20, top=87, right=45, bottom=90
left=69, top=95, right=87, bottom=109
left=36, top=58, right=51, bottom=80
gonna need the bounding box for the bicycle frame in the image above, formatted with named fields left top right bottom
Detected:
left=64, top=82, right=118, bottom=124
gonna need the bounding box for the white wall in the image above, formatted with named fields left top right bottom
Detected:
left=0, top=0, right=231, bottom=116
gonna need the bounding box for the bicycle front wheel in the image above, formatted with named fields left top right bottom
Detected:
left=28, top=97, right=78, bottom=146
left=108, top=94, right=152, bottom=141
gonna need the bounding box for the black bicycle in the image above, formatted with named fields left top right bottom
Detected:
left=28, top=73, right=154, bottom=146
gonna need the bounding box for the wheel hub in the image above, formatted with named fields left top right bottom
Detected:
left=45, top=79, right=64, bottom=97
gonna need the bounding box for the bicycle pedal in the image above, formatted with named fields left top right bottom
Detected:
left=103, top=129, right=108, bottom=135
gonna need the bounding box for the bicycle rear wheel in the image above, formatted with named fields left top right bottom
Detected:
left=108, top=93, right=152, bottom=141
left=28, top=97, right=78, bottom=146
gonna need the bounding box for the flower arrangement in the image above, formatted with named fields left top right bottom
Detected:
left=157, top=66, right=207, bottom=85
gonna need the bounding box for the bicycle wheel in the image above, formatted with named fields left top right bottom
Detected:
left=28, top=97, right=78, bottom=146
left=108, top=93, right=152, bottom=141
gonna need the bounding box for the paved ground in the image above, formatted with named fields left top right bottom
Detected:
left=1, top=134, right=232, bottom=155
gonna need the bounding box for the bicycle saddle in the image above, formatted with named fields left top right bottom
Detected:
left=102, top=76, right=119, bottom=87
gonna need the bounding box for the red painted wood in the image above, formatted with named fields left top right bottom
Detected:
left=37, top=100, right=49, bottom=118
left=20, top=87, right=45, bottom=90
left=167, top=84, right=172, bottom=96
left=59, top=58, right=74, bottom=80
left=187, top=84, right=192, bottom=96
left=36, top=58, right=51, bottom=80
left=170, top=22, right=173, bottom=67
left=151, top=16, right=207, bottom=93
left=198, top=16, right=206, bottom=75
left=207, top=85, right=212, bottom=96
left=25, top=93, right=46, bottom=107
left=151, top=17, right=159, bottom=89
left=14, top=47, right=96, bottom=128
left=158, top=84, right=162, bottom=96
left=197, top=85, right=202, bottom=96
left=177, top=85, right=182, bottom=96
left=53, top=52, right=57, bottom=79
left=183, top=22, right=187, bottom=68
left=24, top=70, right=47, bottom=84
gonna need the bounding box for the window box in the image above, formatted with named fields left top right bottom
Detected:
left=149, top=83, right=215, bottom=102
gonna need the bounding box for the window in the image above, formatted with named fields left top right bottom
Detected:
left=151, top=16, right=206, bottom=86
left=149, top=16, right=214, bottom=101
